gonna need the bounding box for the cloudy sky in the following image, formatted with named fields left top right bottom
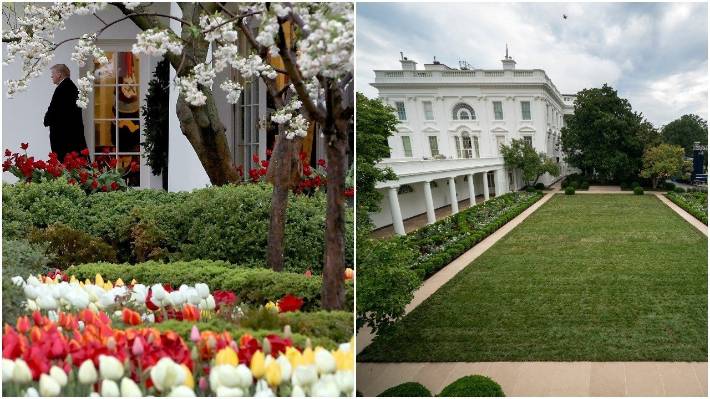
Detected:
left=357, top=2, right=708, bottom=127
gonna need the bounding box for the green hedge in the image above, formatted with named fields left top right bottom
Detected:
left=3, top=180, right=353, bottom=273
left=666, top=191, right=708, bottom=224
left=66, top=260, right=353, bottom=311
left=2, top=239, right=52, bottom=323
left=438, top=376, right=505, bottom=397
left=407, top=192, right=543, bottom=279
left=378, top=382, right=432, bottom=397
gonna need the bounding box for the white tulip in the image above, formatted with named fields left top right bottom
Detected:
left=49, top=365, right=68, bottom=386
left=47, top=311, right=59, bottom=323
left=254, top=380, right=274, bottom=397
left=39, top=373, right=61, bottom=396
left=88, top=302, right=99, bottom=313
left=276, top=355, right=292, bottom=381
left=314, top=348, right=336, bottom=374
left=98, top=294, right=115, bottom=308
left=187, top=291, right=201, bottom=305
left=168, top=291, right=185, bottom=307
left=150, top=358, right=185, bottom=392
left=335, top=370, right=354, bottom=395
left=78, top=359, right=98, bottom=384
left=66, top=291, right=90, bottom=309
left=216, top=386, right=244, bottom=397
left=209, top=365, right=223, bottom=392
left=338, top=342, right=351, bottom=353
left=235, top=364, right=253, bottom=388
left=89, top=392, right=100, bottom=397
left=120, top=376, right=143, bottom=397
left=3, top=358, right=15, bottom=382
left=23, top=284, right=38, bottom=300
left=25, top=300, right=38, bottom=312
left=291, top=385, right=306, bottom=397
left=311, top=374, right=340, bottom=397
left=101, top=379, right=120, bottom=397
left=198, top=299, right=207, bottom=310
left=49, top=284, right=63, bottom=299
left=292, top=365, right=317, bottom=387
left=25, top=387, right=39, bottom=397
left=13, top=358, right=32, bottom=384
left=216, top=365, right=240, bottom=388
left=37, top=294, right=58, bottom=310
left=206, top=295, right=216, bottom=310
left=99, top=355, right=124, bottom=380
left=195, top=283, right=210, bottom=299
left=151, top=284, right=167, bottom=301
left=11, top=276, right=24, bottom=286
left=168, top=385, right=196, bottom=397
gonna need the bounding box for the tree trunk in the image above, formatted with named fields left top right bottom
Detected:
left=266, top=129, right=303, bottom=271
left=175, top=96, right=239, bottom=185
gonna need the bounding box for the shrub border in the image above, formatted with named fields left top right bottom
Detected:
left=665, top=192, right=708, bottom=225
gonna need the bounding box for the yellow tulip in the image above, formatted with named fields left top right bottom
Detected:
left=70, top=276, right=78, bottom=284
left=334, top=350, right=353, bottom=371
left=95, top=274, right=104, bottom=286
left=215, top=347, right=239, bottom=366
left=285, top=347, right=303, bottom=368
left=115, top=278, right=124, bottom=287
left=265, top=361, right=281, bottom=387
left=301, top=347, right=315, bottom=365
left=131, top=279, right=137, bottom=285
left=84, top=279, right=91, bottom=285
left=250, top=350, right=266, bottom=379
left=181, top=364, right=194, bottom=389
left=264, top=301, right=278, bottom=312
left=104, top=282, right=113, bottom=290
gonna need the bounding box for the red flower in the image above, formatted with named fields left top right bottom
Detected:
left=16, top=316, right=30, bottom=334
left=20, top=143, right=28, bottom=150
left=344, top=187, right=355, bottom=197
left=91, top=180, right=99, bottom=189
left=130, top=162, right=139, bottom=173
left=299, top=152, right=307, bottom=161
left=182, top=304, right=200, bottom=322
left=67, top=179, right=77, bottom=185
left=265, top=334, right=293, bottom=357
left=317, top=159, right=326, bottom=167
left=304, top=270, right=312, bottom=278
left=101, top=185, right=108, bottom=192
left=4, top=149, right=11, bottom=157
left=110, top=181, right=119, bottom=191
left=303, top=165, right=312, bottom=176
left=213, top=290, right=237, bottom=311
left=80, top=148, right=90, bottom=156
left=79, top=171, right=89, bottom=183
left=277, top=294, right=304, bottom=313
left=260, top=160, right=269, bottom=168
left=266, top=148, right=273, bottom=157
left=122, top=308, right=141, bottom=326
left=252, top=153, right=260, bottom=163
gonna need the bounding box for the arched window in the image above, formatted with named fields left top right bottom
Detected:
left=452, top=103, right=476, bottom=120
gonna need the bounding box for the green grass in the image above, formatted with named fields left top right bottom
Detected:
left=359, top=195, right=707, bottom=362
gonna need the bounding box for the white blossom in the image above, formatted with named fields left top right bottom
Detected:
left=220, top=80, right=243, bottom=104
left=123, top=2, right=141, bottom=11
left=71, top=33, right=108, bottom=67
left=192, top=63, right=216, bottom=87
left=132, top=28, right=183, bottom=57
left=199, top=13, right=237, bottom=43
left=175, top=76, right=207, bottom=106
left=76, top=71, right=95, bottom=109
left=295, top=3, right=353, bottom=79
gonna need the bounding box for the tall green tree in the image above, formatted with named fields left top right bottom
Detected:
left=501, top=138, right=560, bottom=187
left=355, top=92, right=397, bottom=232
left=661, top=114, right=708, bottom=156
left=640, top=144, right=689, bottom=188
left=561, top=84, right=646, bottom=182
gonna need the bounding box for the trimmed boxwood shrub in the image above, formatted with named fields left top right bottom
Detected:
left=565, top=186, right=575, bottom=195
left=438, top=376, right=505, bottom=397
left=633, top=186, right=644, bottom=195
left=378, top=382, right=432, bottom=397
left=674, top=186, right=686, bottom=193
left=28, top=224, right=117, bottom=269
left=66, top=260, right=353, bottom=311
left=664, top=182, right=676, bottom=191
left=534, top=182, right=545, bottom=190
left=2, top=239, right=51, bottom=323
left=631, top=181, right=640, bottom=188
left=579, top=181, right=590, bottom=190
left=666, top=191, right=708, bottom=224
left=239, top=309, right=353, bottom=343
left=525, top=186, right=536, bottom=192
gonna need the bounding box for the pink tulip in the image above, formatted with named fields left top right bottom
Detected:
left=132, top=338, right=144, bottom=356
left=190, top=325, right=200, bottom=343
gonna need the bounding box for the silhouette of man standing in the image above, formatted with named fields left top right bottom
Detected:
left=44, top=64, right=87, bottom=161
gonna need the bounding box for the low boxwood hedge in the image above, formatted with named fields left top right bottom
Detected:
left=2, top=239, right=52, bottom=324
left=438, top=375, right=505, bottom=397
left=378, top=382, right=432, bottom=397
left=66, top=260, right=354, bottom=311
left=666, top=191, right=708, bottom=224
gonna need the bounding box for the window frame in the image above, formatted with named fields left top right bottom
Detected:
left=523, top=135, right=533, bottom=147
left=428, top=135, right=439, bottom=157
left=395, top=101, right=407, bottom=121
left=493, top=101, right=504, bottom=120
left=422, top=101, right=434, bottom=120
left=401, top=135, right=413, bottom=157
left=452, top=103, right=476, bottom=120
left=521, top=101, right=531, bottom=120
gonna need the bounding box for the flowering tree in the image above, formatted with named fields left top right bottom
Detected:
left=2, top=2, right=353, bottom=309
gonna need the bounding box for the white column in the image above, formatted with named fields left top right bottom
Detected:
left=495, top=169, right=506, bottom=196
left=422, top=181, right=436, bottom=225
left=387, top=186, right=406, bottom=235
left=483, top=172, right=490, bottom=200
left=467, top=173, right=476, bottom=206
left=448, top=177, right=459, bottom=214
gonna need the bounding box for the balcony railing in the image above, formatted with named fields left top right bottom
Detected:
left=375, top=156, right=505, bottom=187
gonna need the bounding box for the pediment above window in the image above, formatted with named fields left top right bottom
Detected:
left=448, top=123, right=481, bottom=133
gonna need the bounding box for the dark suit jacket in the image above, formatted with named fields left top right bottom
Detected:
left=44, top=78, right=87, bottom=160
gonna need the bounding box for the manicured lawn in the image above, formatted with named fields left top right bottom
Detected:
left=359, top=194, right=707, bottom=362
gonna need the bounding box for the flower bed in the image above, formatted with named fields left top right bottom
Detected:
left=3, top=179, right=353, bottom=273
left=666, top=191, right=708, bottom=224
left=405, top=192, right=543, bottom=278
left=65, top=260, right=353, bottom=312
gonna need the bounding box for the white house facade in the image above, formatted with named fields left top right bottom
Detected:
left=1, top=3, right=327, bottom=191
left=370, top=51, right=576, bottom=233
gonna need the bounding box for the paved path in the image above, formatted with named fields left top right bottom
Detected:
left=357, top=189, right=558, bottom=353
left=655, top=192, right=708, bottom=236
left=357, top=362, right=708, bottom=397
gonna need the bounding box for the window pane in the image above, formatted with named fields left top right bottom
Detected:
left=118, top=154, right=140, bottom=187
left=454, top=136, right=461, bottom=158
left=94, top=51, right=116, bottom=84
left=423, top=101, right=434, bottom=120
left=493, top=101, right=503, bottom=120
left=402, top=136, right=412, bottom=157
left=521, top=101, right=531, bottom=120
left=117, top=52, right=140, bottom=84
left=94, top=121, right=116, bottom=152
left=524, top=136, right=533, bottom=146
left=94, top=86, right=116, bottom=119
left=428, top=136, right=439, bottom=156
left=118, top=120, right=141, bottom=152
left=118, top=86, right=140, bottom=118
left=395, top=102, right=407, bottom=120
left=473, top=136, right=480, bottom=158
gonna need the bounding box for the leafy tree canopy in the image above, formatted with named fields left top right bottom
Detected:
left=501, top=138, right=560, bottom=186
left=561, top=84, right=646, bottom=182
left=640, top=143, right=690, bottom=188
left=661, top=114, right=708, bottom=156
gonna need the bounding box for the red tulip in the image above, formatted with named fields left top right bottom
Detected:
left=182, top=304, right=200, bottom=322
left=277, top=294, right=304, bottom=313
left=20, top=142, right=28, bottom=150
left=122, top=308, right=141, bottom=326
left=16, top=316, right=30, bottom=334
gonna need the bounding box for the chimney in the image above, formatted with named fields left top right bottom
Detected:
left=501, top=44, right=516, bottom=70
left=400, top=52, right=417, bottom=70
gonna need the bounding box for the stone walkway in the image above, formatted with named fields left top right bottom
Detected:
left=357, top=362, right=708, bottom=397
left=358, top=186, right=708, bottom=397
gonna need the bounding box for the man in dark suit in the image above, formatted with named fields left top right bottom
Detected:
left=44, top=64, right=88, bottom=161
